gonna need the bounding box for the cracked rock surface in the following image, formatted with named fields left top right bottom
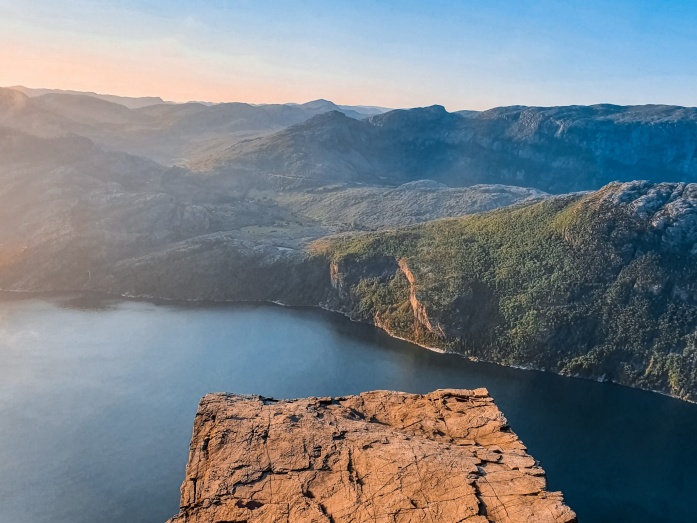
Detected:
left=166, top=389, right=576, bottom=523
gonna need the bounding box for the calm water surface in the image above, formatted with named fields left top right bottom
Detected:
left=0, top=294, right=696, bottom=523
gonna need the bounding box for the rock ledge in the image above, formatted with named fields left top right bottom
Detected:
left=167, top=389, right=576, bottom=523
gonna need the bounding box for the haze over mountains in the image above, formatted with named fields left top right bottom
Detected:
left=2, top=85, right=697, bottom=400
left=0, top=87, right=389, bottom=165
left=4, top=86, right=696, bottom=194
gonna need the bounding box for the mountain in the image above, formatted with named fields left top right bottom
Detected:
left=8, top=85, right=167, bottom=109
left=10, top=86, right=392, bottom=115
left=313, top=181, right=697, bottom=401
left=290, top=98, right=368, bottom=119
left=202, top=104, right=697, bottom=193
left=0, top=126, right=191, bottom=289
left=0, top=108, right=542, bottom=294
left=0, top=88, right=380, bottom=165
left=7, top=88, right=696, bottom=192
left=338, top=103, right=391, bottom=116
left=0, top=127, right=542, bottom=294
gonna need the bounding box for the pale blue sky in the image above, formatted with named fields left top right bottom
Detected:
left=1, top=0, right=695, bottom=109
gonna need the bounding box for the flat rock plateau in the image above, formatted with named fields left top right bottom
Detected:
left=166, top=389, right=576, bottom=523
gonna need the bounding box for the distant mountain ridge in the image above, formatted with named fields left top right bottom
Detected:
left=0, top=87, right=389, bottom=165
left=203, top=103, right=697, bottom=193
left=11, top=85, right=696, bottom=195
left=9, top=85, right=169, bottom=109
left=8, top=85, right=389, bottom=116
left=284, top=98, right=388, bottom=118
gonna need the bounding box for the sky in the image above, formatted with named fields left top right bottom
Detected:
left=1, top=0, right=696, bottom=110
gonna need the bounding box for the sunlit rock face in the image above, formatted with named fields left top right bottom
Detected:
left=166, top=389, right=576, bottom=523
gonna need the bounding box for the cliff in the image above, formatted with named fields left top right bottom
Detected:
left=166, top=389, right=576, bottom=523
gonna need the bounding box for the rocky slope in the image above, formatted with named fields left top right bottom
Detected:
left=166, top=389, right=576, bottom=523
left=203, top=104, right=697, bottom=192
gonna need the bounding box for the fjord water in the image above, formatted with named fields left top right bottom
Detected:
left=1, top=295, right=695, bottom=523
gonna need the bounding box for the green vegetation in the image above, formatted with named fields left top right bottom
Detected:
left=313, top=189, right=697, bottom=401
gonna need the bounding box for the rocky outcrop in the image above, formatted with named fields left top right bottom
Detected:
left=598, top=181, right=697, bottom=252
left=167, top=389, right=576, bottom=523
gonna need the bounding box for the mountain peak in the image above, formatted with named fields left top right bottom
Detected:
left=298, top=99, right=342, bottom=111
